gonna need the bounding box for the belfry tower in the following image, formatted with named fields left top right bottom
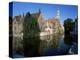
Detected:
left=56, top=8, right=60, bottom=19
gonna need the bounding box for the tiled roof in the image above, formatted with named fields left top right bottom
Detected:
left=46, top=17, right=59, bottom=24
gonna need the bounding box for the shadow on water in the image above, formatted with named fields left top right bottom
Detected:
left=64, top=33, right=73, bottom=45
left=63, top=33, right=78, bottom=54
left=23, top=36, right=41, bottom=57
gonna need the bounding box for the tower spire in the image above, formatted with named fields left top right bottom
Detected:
left=56, top=8, right=60, bottom=19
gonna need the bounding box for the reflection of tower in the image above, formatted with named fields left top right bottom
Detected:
left=56, top=9, right=60, bottom=19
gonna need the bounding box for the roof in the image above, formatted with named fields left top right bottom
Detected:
left=46, top=17, right=59, bottom=25
left=31, top=12, right=40, bottom=19
left=14, top=15, right=21, bottom=21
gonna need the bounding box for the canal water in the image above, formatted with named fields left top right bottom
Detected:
left=13, top=33, right=78, bottom=58
left=39, top=34, right=78, bottom=56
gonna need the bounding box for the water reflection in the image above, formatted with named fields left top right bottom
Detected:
left=39, top=34, right=64, bottom=56
left=40, top=34, right=62, bottom=49
left=39, top=33, right=78, bottom=56
left=13, top=33, right=78, bottom=57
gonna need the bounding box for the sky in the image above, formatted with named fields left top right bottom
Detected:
left=9, top=2, right=78, bottom=24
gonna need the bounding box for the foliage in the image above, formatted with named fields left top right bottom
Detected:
left=64, top=18, right=74, bottom=33
left=23, top=12, right=40, bottom=37
left=23, top=12, right=41, bottom=56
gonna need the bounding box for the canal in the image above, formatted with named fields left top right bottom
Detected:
left=13, top=33, right=78, bottom=58
left=39, top=34, right=78, bottom=56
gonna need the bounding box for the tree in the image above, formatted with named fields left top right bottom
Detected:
left=64, top=18, right=73, bottom=33
left=23, top=12, right=40, bottom=37
left=23, top=12, right=41, bottom=57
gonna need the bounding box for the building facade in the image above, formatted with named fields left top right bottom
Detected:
left=12, top=9, right=64, bottom=52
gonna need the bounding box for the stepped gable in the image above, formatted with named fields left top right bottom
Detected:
left=14, top=15, right=21, bottom=21
left=13, top=15, right=23, bottom=24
